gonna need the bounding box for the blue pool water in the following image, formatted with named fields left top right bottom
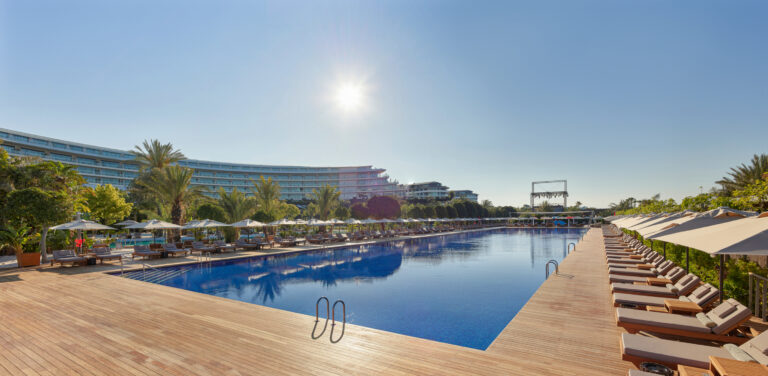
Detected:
left=121, top=228, right=586, bottom=349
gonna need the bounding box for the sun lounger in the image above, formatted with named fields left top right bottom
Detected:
left=91, top=248, right=122, bottom=264
left=609, top=260, right=675, bottom=278
left=235, top=239, right=261, bottom=251
left=621, top=327, right=768, bottom=369
left=613, top=283, right=720, bottom=309
left=609, top=266, right=686, bottom=284
left=616, top=298, right=753, bottom=344
left=191, top=241, right=217, bottom=254
left=611, top=273, right=700, bottom=297
left=131, top=245, right=161, bottom=260
left=162, top=243, right=190, bottom=257
left=213, top=240, right=237, bottom=252
left=51, top=249, right=86, bottom=266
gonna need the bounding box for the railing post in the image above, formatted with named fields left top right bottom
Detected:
left=749, top=272, right=753, bottom=312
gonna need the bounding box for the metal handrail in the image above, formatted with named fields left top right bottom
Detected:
left=545, top=260, right=559, bottom=278
left=141, top=263, right=156, bottom=281
left=567, top=242, right=576, bottom=253
left=316, top=296, right=330, bottom=322
left=332, top=300, right=346, bottom=327
left=749, top=273, right=768, bottom=321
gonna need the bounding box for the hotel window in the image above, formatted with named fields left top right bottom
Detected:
left=85, top=148, right=101, bottom=155
left=102, top=161, right=120, bottom=168
left=52, top=142, right=68, bottom=149
left=69, top=145, right=83, bottom=152
left=21, top=148, right=45, bottom=157
left=124, top=164, right=139, bottom=170
left=78, top=158, right=96, bottom=165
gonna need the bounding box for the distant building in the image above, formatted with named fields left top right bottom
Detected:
left=406, top=181, right=449, bottom=200
left=449, top=190, right=478, bottom=202
left=0, top=128, right=403, bottom=201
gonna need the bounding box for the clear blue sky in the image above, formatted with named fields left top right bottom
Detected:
left=1, top=0, right=766, bottom=207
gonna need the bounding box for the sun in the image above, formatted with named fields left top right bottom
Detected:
left=333, top=82, right=365, bottom=113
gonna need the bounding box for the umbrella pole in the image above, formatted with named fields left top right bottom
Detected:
left=686, top=247, right=690, bottom=273
left=719, top=254, right=725, bottom=303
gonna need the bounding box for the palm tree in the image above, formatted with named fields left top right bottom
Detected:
left=250, top=176, right=281, bottom=218
left=717, top=154, right=768, bottom=194
left=0, top=224, right=31, bottom=259
left=481, top=199, right=493, bottom=209
left=310, top=184, right=341, bottom=220
left=217, top=187, right=256, bottom=222
left=131, top=139, right=185, bottom=170
left=138, top=166, right=206, bottom=224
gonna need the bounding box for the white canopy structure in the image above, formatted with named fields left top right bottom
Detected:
left=344, top=219, right=362, bottom=225
left=648, top=208, right=752, bottom=241
left=112, top=219, right=138, bottom=227
left=268, top=218, right=296, bottom=226
left=229, top=219, right=265, bottom=228
left=50, top=219, right=115, bottom=231
left=182, top=219, right=231, bottom=229
left=125, top=219, right=181, bottom=230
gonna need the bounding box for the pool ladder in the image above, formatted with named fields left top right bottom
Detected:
left=545, top=260, right=559, bottom=278
left=567, top=242, right=576, bottom=253
left=314, top=296, right=346, bottom=343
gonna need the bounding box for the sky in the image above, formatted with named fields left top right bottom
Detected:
left=1, top=0, right=767, bottom=208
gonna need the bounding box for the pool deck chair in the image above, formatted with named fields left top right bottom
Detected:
left=611, top=273, right=700, bottom=298
left=620, top=327, right=768, bottom=369
left=616, top=298, right=753, bottom=344
left=235, top=239, right=261, bottom=251
left=609, top=266, right=686, bottom=284
left=51, top=250, right=86, bottom=267
left=613, top=283, right=719, bottom=309
left=162, top=243, right=190, bottom=257
left=132, top=245, right=161, bottom=260
left=191, top=241, right=217, bottom=254
left=608, top=260, right=675, bottom=277
left=91, top=248, right=123, bottom=264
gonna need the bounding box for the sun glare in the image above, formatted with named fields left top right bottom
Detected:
left=333, top=82, right=366, bottom=113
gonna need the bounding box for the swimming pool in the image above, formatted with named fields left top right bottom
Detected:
left=121, top=228, right=586, bottom=349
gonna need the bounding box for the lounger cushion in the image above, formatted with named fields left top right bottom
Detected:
left=666, top=283, right=679, bottom=293
left=695, top=312, right=716, bottom=328
left=611, top=283, right=677, bottom=297
left=692, top=285, right=711, bottom=299
left=711, top=301, right=737, bottom=319
left=608, top=268, right=656, bottom=277
left=674, top=274, right=701, bottom=296
left=723, top=343, right=756, bottom=363
left=679, top=296, right=691, bottom=302
left=665, top=268, right=685, bottom=281
left=627, top=370, right=660, bottom=376
left=741, top=331, right=768, bottom=364
left=616, top=308, right=710, bottom=333
left=709, top=299, right=752, bottom=335
left=621, top=333, right=732, bottom=369
left=613, top=293, right=666, bottom=307
left=609, top=274, right=647, bottom=283
left=56, top=256, right=84, bottom=262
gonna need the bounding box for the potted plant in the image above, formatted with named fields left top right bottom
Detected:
left=0, top=224, right=38, bottom=267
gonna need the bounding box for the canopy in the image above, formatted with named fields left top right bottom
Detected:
left=648, top=208, right=752, bottom=241
left=344, top=219, right=362, bottom=224
left=229, top=219, right=265, bottom=228
left=326, top=219, right=345, bottom=224
left=182, top=219, right=230, bottom=229
left=124, top=219, right=181, bottom=230
left=636, top=212, right=697, bottom=237
left=658, top=215, right=768, bottom=256
left=112, top=219, right=138, bottom=227
left=360, top=219, right=379, bottom=224
left=269, top=218, right=296, bottom=226
left=294, top=219, right=308, bottom=225
left=50, top=219, right=115, bottom=231
left=307, top=219, right=328, bottom=226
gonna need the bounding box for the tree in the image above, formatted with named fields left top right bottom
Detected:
left=422, top=205, right=436, bottom=218
left=131, top=139, right=185, bottom=170
left=5, top=188, right=70, bottom=260
left=350, top=203, right=369, bottom=219
left=138, top=165, right=206, bottom=224
left=279, top=202, right=300, bottom=219
left=366, top=196, right=401, bottom=219
left=0, top=223, right=32, bottom=259
left=717, top=154, right=768, bottom=194
left=434, top=205, right=447, bottom=218
left=250, top=176, right=282, bottom=219
left=310, top=184, right=341, bottom=220
left=196, top=203, right=227, bottom=222
left=538, top=200, right=553, bottom=212
left=445, top=205, right=458, bottom=218
left=452, top=202, right=467, bottom=217
left=217, top=188, right=256, bottom=222
left=84, top=184, right=133, bottom=224
left=481, top=200, right=493, bottom=209
left=732, top=176, right=768, bottom=212
left=333, top=206, right=350, bottom=220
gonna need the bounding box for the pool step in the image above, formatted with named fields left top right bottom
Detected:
left=122, top=268, right=190, bottom=284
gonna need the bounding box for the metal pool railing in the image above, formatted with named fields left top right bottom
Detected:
left=545, top=260, right=559, bottom=278
left=749, top=273, right=768, bottom=321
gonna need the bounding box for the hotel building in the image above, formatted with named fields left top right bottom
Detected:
left=0, top=128, right=404, bottom=201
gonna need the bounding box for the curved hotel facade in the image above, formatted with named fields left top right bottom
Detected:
left=0, top=128, right=405, bottom=201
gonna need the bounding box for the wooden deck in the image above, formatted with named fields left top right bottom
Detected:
left=0, top=228, right=634, bottom=375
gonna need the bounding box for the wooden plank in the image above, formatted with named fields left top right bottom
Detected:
left=0, top=228, right=635, bottom=375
